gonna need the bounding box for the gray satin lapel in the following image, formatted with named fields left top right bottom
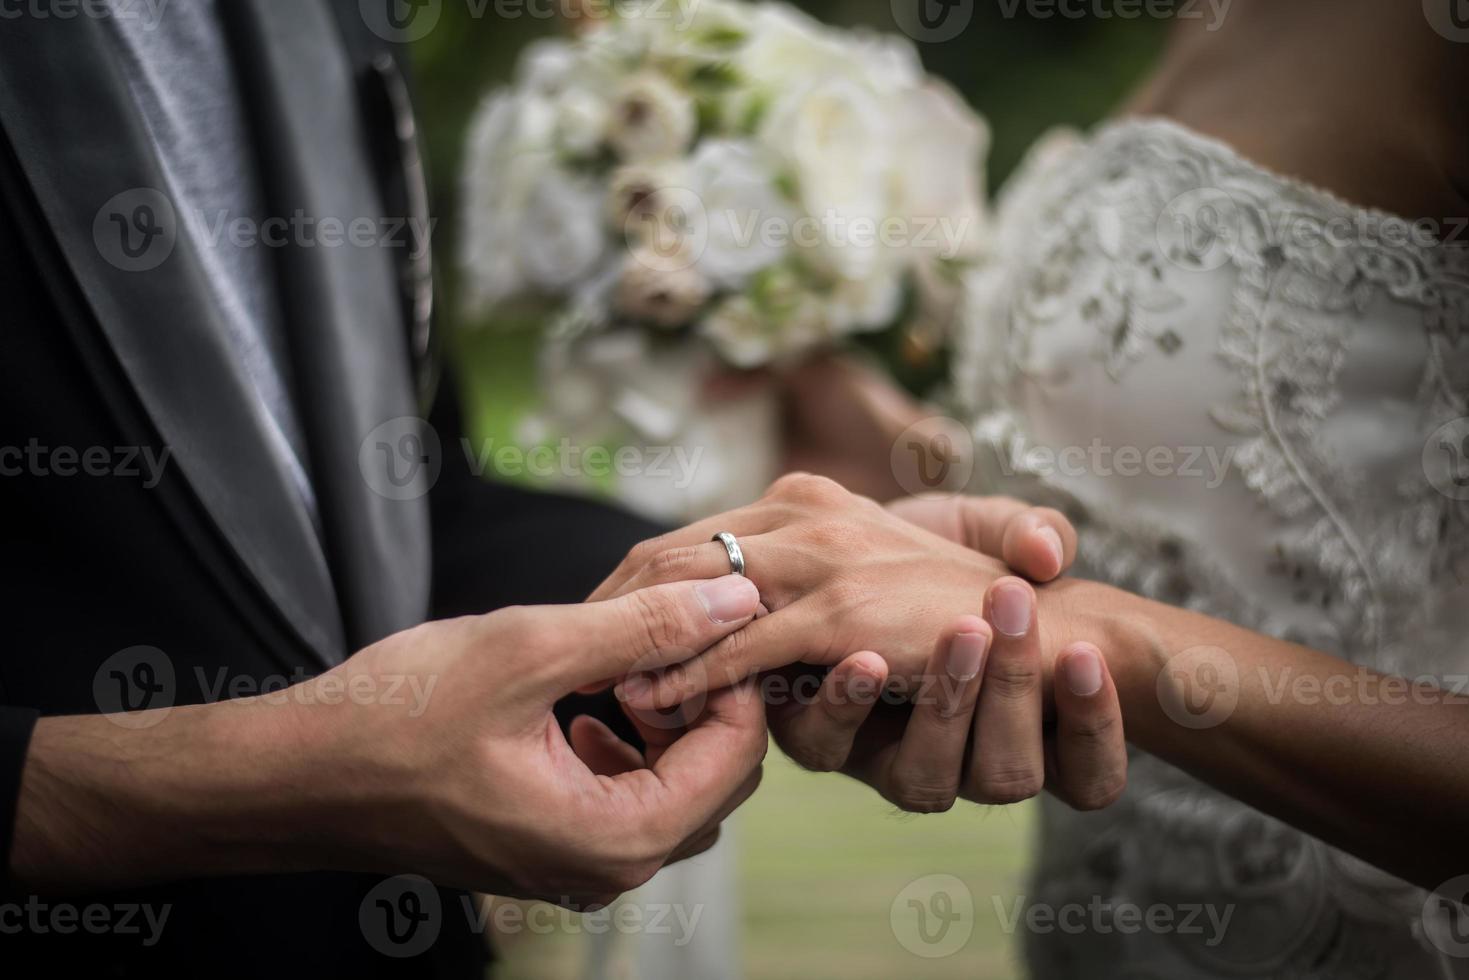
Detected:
left=224, top=0, right=432, bottom=648
left=0, top=14, right=347, bottom=668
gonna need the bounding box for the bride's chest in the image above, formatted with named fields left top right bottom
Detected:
left=956, top=122, right=1469, bottom=665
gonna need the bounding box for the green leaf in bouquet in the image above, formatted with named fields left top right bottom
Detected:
left=693, top=25, right=748, bottom=50
left=772, top=170, right=799, bottom=204
left=736, top=91, right=769, bottom=134
left=559, top=143, right=619, bottom=178
left=687, top=60, right=741, bottom=90
left=694, top=95, right=725, bottom=141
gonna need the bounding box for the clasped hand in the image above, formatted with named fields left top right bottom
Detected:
left=591, top=473, right=1128, bottom=814
left=279, top=476, right=1123, bottom=916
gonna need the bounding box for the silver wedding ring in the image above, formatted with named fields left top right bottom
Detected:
left=712, top=532, right=746, bottom=577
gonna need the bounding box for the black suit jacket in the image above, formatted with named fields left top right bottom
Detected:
left=0, top=2, right=660, bottom=974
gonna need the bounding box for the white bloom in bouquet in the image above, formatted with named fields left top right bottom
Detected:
left=829, top=272, right=904, bottom=332
left=890, top=83, right=989, bottom=263
left=553, top=88, right=609, bottom=157
left=519, top=173, right=608, bottom=293
left=515, top=38, right=580, bottom=93
left=701, top=265, right=829, bottom=367
left=759, top=75, right=894, bottom=283
left=686, top=139, right=791, bottom=289
left=615, top=248, right=712, bottom=328
left=607, top=159, right=690, bottom=238
left=460, top=0, right=991, bottom=365
left=608, top=71, right=697, bottom=162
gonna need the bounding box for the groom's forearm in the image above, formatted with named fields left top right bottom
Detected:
left=8, top=694, right=369, bottom=893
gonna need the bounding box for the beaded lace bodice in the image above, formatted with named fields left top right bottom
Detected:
left=954, top=117, right=1469, bottom=978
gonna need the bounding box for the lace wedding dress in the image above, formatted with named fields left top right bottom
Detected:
left=955, top=117, right=1469, bottom=979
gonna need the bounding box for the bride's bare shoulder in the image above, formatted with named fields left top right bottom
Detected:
left=1123, top=0, right=1469, bottom=225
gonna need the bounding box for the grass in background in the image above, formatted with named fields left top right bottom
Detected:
left=491, top=752, right=1035, bottom=979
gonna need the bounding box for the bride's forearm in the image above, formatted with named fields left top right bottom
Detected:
left=1054, top=579, right=1469, bottom=890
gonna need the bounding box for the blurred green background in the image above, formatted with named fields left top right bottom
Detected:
left=409, top=4, right=1164, bottom=977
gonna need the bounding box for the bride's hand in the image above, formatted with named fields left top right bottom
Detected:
left=777, top=354, right=930, bottom=502
left=885, top=494, right=1077, bottom=583
left=766, top=607, right=1126, bottom=812
left=590, top=474, right=1087, bottom=709
left=764, top=492, right=1119, bottom=810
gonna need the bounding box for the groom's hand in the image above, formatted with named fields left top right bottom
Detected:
left=12, top=577, right=767, bottom=908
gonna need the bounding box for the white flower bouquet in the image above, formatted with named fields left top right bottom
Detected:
left=457, top=0, right=989, bottom=518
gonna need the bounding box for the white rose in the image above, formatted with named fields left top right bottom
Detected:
left=519, top=171, right=609, bottom=293
left=701, top=270, right=829, bottom=368
left=611, top=0, right=754, bottom=60
left=759, top=75, right=894, bottom=281
left=686, top=139, right=791, bottom=289
left=614, top=248, right=712, bottom=329
left=461, top=92, right=557, bottom=311
left=829, top=272, right=904, bottom=334
left=608, top=71, right=696, bottom=162
left=606, top=160, right=690, bottom=229
left=515, top=39, right=579, bottom=94
left=608, top=162, right=708, bottom=275
left=891, top=82, right=988, bottom=263
left=701, top=296, right=773, bottom=368
left=736, top=5, right=851, bottom=91
left=554, top=88, right=609, bottom=158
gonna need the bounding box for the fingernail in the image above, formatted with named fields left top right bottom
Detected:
left=946, top=631, right=989, bottom=682
left=696, top=575, right=759, bottom=624
left=1063, top=646, right=1104, bottom=697
left=992, top=583, right=1032, bottom=637
left=617, top=673, right=653, bottom=704
left=1037, top=526, right=1064, bottom=572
